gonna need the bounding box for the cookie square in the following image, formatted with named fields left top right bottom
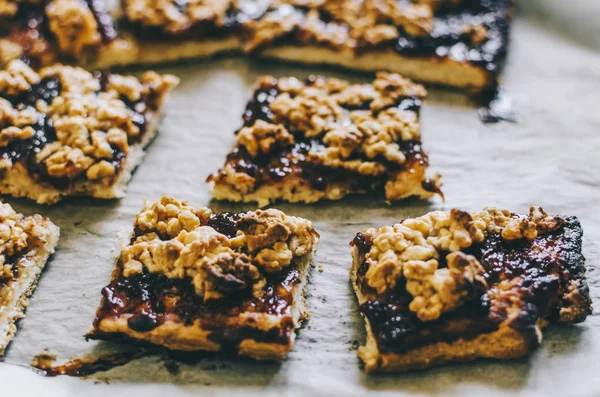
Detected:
left=88, top=196, right=320, bottom=360
left=351, top=207, right=591, bottom=372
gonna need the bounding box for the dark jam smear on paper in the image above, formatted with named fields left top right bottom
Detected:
left=353, top=216, right=590, bottom=354
left=477, top=86, right=517, bottom=123
left=30, top=350, right=152, bottom=377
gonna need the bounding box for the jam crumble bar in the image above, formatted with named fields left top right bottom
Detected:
left=208, top=72, right=441, bottom=207
left=0, top=60, right=178, bottom=204
left=0, top=201, right=59, bottom=355
left=87, top=196, right=320, bottom=360
left=250, top=0, right=513, bottom=92
left=0, top=0, right=511, bottom=94
left=350, top=207, right=592, bottom=372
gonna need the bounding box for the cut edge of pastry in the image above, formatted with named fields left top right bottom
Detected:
left=0, top=218, right=59, bottom=356
left=88, top=233, right=318, bottom=361
left=350, top=245, right=542, bottom=373
left=259, top=46, right=494, bottom=93
left=209, top=164, right=439, bottom=208
left=0, top=110, right=162, bottom=205
left=84, top=36, right=242, bottom=70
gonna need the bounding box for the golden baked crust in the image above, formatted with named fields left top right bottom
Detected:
left=350, top=207, right=592, bottom=372
left=87, top=196, right=320, bottom=360
left=0, top=201, right=59, bottom=355
left=208, top=73, right=442, bottom=207
left=0, top=60, right=178, bottom=204
left=0, top=0, right=511, bottom=93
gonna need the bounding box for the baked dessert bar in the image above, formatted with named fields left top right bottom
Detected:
left=0, top=59, right=178, bottom=204
left=350, top=207, right=592, bottom=372
left=0, top=0, right=120, bottom=68
left=0, top=0, right=512, bottom=94
left=0, top=201, right=59, bottom=355
left=247, top=0, right=513, bottom=93
left=208, top=72, right=442, bottom=207
left=87, top=196, right=320, bottom=360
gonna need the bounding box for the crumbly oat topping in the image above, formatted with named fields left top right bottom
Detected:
left=45, top=0, right=102, bottom=57
left=0, top=0, right=18, bottom=17
left=0, top=60, right=178, bottom=184
left=261, top=72, right=424, bottom=175
left=244, top=0, right=433, bottom=52
left=0, top=201, right=54, bottom=282
left=237, top=119, right=295, bottom=157
left=124, top=0, right=233, bottom=33
left=120, top=196, right=318, bottom=302
left=359, top=206, right=561, bottom=321
left=0, top=40, right=23, bottom=67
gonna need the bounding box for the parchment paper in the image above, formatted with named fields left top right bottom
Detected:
left=0, top=9, right=599, bottom=397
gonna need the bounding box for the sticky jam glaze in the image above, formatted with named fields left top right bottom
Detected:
left=0, top=72, right=148, bottom=188
left=352, top=216, right=591, bottom=355
left=209, top=76, right=434, bottom=194
left=92, top=210, right=301, bottom=348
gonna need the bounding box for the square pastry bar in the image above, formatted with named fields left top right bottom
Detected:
left=0, top=60, right=178, bottom=204
left=0, top=0, right=512, bottom=94
left=0, top=201, right=59, bottom=355
left=208, top=72, right=442, bottom=207
left=87, top=196, right=320, bottom=360
left=350, top=207, right=592, bottom=372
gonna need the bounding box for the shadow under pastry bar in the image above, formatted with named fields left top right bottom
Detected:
left=208, top=72, right=442, bottom=207
left=0, top=60, right=178, bottom=204
left=350, top=207, right=592, bottom=372
left=0, top=201, right=59, bottom=355
left=87, top=196, right=320, bottom=360
left=0, top=0, right=512, bottom=94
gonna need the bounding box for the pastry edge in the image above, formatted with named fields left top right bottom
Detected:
left=350, top=245, right=542, bottom=373
left=87, top=235, right=318, bottom=360
left=209, top=165, right=438, bottom=208
left=0, top=110, right=161, bottom=205
left=0, top=219, right=59, bottom=355
left=259, top=45, right=494, bottom=93
left=85, top=37, right=492, bottom=92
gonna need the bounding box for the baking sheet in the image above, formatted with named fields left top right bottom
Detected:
left=1, top=11, right=600, bottom=397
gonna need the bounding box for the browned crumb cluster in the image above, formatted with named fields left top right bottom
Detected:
left=124, top=0, right=234, bottom=33
left=209, top=72, right=441, bottom=206
left=351, top=207, right=592, bottom=372
left=244, top=0, right=433, bottom=52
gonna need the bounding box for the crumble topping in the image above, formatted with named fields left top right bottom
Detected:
left=236, top=119, right=295, bottom=158
left=124, top=0, right=233, bottom=33
left=243, top=0, right=433, bottom=52
left=360, top=206, right=562, bottom=321
left=0, top=60, right=178, bottom=184
left=120, top=196, right=318, bottom=302
left=0, top=202, right=54, bottom=282
left=210, top=72, right=441, bottom=204
left=257, top=72, right=425, bottom=176
left=46, top=0, right=102, bottom=57
left=0, top=40, right=23, bottom=67
left=0, top=0, right=18, bottom=17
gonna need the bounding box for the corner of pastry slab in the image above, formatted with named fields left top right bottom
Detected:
left=0, top=209, right=60, bottom=356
